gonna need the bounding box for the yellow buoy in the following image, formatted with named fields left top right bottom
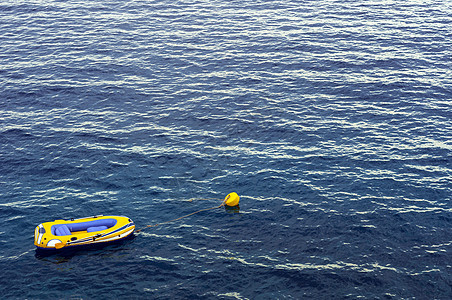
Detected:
left=224, top=192, right=240, bottom=207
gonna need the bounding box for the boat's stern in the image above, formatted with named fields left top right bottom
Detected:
left=34, top=222, right=63, bottom=250
left=34, top=223, right=44, bottom=247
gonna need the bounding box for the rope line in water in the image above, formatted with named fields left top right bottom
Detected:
left=135, top=198, right=226, bottom=233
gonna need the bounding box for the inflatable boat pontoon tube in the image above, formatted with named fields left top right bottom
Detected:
left=34, top=215, right=135, bottom=250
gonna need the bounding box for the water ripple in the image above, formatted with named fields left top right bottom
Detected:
left=0, top=0, right=451, bottom=298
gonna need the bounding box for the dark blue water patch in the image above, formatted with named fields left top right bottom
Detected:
left=1, top=0, right=451, bottom=298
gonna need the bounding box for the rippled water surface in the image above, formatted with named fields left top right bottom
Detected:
left=1, top=0, right=451, bottom=298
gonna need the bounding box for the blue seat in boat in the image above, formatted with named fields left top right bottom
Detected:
left=87, top=226, right=108, bottom=233
left=51, top=219, right=117, bottom=235
left=55, top=225, right=71, bottom=236
left=68, top=219, right=117, bottom=232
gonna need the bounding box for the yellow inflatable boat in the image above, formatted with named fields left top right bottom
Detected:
left=34, top=215, right=135, bottom=251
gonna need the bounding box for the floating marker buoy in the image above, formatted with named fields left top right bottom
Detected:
left=224, top=192, right=240, bottom=207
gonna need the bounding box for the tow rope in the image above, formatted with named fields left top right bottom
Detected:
left=135, top=192, right=240, bottom=233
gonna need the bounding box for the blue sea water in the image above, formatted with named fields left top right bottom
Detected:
left=0, top=0, right=451, bottom=298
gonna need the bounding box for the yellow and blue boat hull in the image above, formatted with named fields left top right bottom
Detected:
left=34, top=215, right=135, bottom=251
